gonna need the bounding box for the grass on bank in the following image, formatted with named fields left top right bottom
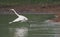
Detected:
left=0, top=0, right=60, bottom=6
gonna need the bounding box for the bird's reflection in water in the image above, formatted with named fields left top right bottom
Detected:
left=9, top=27, right=28, bottom=37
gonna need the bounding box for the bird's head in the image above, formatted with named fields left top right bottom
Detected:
left=10, top=9, right=15, bottom=11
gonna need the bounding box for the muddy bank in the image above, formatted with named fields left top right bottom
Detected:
left=0, top=5, right=60, bottom=14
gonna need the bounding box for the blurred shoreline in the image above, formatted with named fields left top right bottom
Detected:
left=0, top=5, right=60, bottom=14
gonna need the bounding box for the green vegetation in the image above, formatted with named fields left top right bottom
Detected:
left=0, top=0, right=60, bottom=6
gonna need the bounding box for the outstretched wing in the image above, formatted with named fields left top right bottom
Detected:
left=9, top=17, right=21, bottom=24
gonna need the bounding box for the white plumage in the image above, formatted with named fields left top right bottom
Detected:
left=9, top=9, right=28, bottom=24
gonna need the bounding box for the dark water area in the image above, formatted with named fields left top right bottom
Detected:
left=0, top=14, right=60, bottom=37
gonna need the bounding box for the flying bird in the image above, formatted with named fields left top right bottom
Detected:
left=9, top=9, right=29, bottom=24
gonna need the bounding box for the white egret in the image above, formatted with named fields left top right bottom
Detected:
left=9, top=9, right=29, bottom=24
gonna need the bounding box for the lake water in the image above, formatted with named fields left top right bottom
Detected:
left=0, top=14, right=60, bottom=37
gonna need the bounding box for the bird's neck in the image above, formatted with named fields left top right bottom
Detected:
left=12, top=10, right=17, bottom=13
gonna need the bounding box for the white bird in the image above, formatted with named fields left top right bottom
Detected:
left=9, top=9, right=29, bottom=24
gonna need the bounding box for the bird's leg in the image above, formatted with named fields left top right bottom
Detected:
left=26, top=21, right=30, bottom=28
left=27, top=21, right=30, bottom=26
